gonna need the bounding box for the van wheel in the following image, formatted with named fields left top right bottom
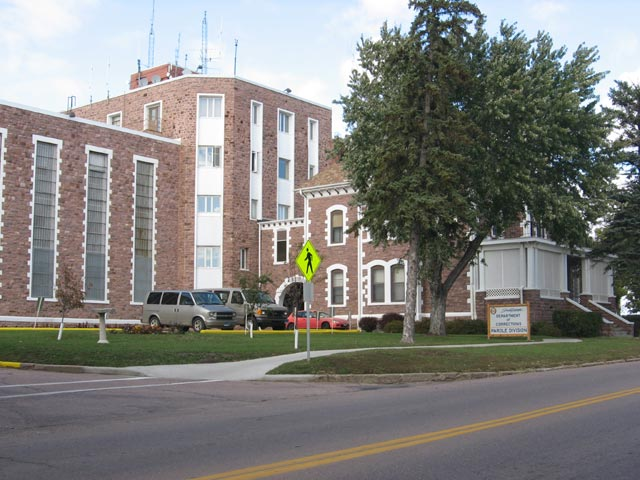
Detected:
left=149, top=316, right=161, bottom=328
left=192, top=318, right=206, bottom=332
left=321, top=322, right=331, bottom=329
left=287, top=323, right=295, bottom=330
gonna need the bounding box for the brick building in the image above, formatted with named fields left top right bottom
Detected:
left=0, top=63, right=631, bottom=334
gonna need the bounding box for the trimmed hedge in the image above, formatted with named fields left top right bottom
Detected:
left=531, top=321, right=562, bottom=337
left=552, top=310, right=601, bottom=337
left=380, top=312, right=403, bottom=330
left=624, top=315, right=640, bottom=337
left=359, top=316, right=379, bottom=332
left=445, top=319, right=486, bottom=334
left=383, top=319, right=404, bottom=333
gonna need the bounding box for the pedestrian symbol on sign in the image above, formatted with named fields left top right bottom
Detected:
left=296, top=240, right=321, bottom=282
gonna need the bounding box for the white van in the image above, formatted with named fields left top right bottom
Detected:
left=141, top=290, right=236, bottom=332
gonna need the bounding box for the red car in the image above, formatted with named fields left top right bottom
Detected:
left=286, top=311, right=349, bottom=330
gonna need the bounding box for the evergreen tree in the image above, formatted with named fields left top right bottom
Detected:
left=336, top=0, right=616, bottom=341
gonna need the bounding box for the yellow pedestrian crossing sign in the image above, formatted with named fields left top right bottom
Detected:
left=296, top=239, right=321, bottom=282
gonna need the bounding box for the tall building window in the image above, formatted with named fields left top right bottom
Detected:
left=250, top=199, right=259, bottom=220
left=197, top=246, right=220, bottom=268
left=276, top=230, right=287, bottom=263
left=251, top=101, right=262, bottom=125
left=199, top=96, right=223, bottom=118
left=240, top=248, right=248, bottom=270
left=84, top=150, right=109, bottom=301
left=391, top=263, right=406, bottom=302
left=279, top=111, right=292, bottom=133
left=197, top=195, right=221, bottom=213
left=251, top=151, right=260, bottom=173
left=330, top=209, right=344, bottom=244
left=308, top=165, right=315, bottom=179
left=330, top=269, right=345, bottom=306
left=277, top=204, right=290, bottom=220
left=309, top=119, right=317, bottom=141
left=278, top=157, right=290, bottom=180
left=371, top=266, right=385, bottom=303
left=198, top=146, right=221, bottom=167
left=30, top=140, right=59, bottom=298
left=133, top=159, right=155, bottom=303
left=144, top=102, right=161, bottom=132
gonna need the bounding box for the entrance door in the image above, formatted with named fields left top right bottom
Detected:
left=567, top=256, right=582, bottom=301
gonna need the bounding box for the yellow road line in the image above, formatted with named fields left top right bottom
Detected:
left=192, top=386, right=640, bottom=480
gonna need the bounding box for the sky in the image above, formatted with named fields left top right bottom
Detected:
left=1, top=0, right=639, bottom=136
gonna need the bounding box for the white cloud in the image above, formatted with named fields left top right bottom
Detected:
left=527, top=0, right=568, bottom=22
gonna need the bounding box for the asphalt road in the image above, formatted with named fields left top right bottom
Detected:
left=1, top=362, right=639, bottom=479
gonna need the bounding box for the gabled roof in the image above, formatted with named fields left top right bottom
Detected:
left=299, top=161, right=353, bottom=198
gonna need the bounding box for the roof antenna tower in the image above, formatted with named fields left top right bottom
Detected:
left=174, top=33, right=181, bottom=66
left=201, top=11, right=208, bottom=74
left=147, top=0, right=155, bottom=68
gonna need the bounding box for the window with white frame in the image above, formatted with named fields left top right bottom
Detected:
left=250, top=199, right=259, bottom=220
left=309, top=119, right=317, bottom=141
left=84, top=150, right=109, bottom=301
left=197, top=246, right=221, bottom=268
left=198, top=146, right=221, bottom=167
left=275, top=230, right=287, bottom=263
left=133, top=159, right=156, bottom=302
left=308, top=164, right=315, bottom=179
left=330, top=268, right=346, bottom=306
left=391, top=263, right=406, bottom=302
left=240, top=248, right=248, bottom=270
left=144, top=102, right=161, bottom=132
left=197, top=195, right=221, bottom=213
left=278, top=157, right=290, bottom=180
left=277, top=204, right=290, bottom=220
left=251, top=151, right=260, bottom=173
left=30, top=139, right=60, bottom=299
left=199, top=96, right=223, bottom=118
left=107, top=112, right=121, bottom=126
left=329, top=209, right=345, bottom=245
left=370, top=265, right=385, bottom=303
left=251, top=101, right=262, bottom=125
left=279, top=110, right=292, bottom=133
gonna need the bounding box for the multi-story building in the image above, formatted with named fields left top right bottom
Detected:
left=0, top=63, right=632, bottom=334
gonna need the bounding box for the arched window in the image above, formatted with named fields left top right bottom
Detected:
left=330, top=210, right=344, bottom=244
left=371, top=265, right=385, bottom=303
left=330, top=269, right=345, bottom=306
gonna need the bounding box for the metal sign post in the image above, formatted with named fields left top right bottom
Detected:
left=296, top=239, right=321, bottom=362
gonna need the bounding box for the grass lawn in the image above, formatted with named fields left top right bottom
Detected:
left=270, top=337, right=640, bottom=375
left=0, top=329, right=638, bottom=372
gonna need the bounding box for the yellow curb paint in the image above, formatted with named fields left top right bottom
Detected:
left=192, top=386, right=640, bottom=480
left=0, top=361, right=22, bottom=369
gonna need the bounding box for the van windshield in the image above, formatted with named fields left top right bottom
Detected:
left=192, top=292, right=223, bottom=305
left=243, top=290, right=275, bottom=304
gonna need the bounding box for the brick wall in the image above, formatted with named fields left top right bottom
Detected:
left=0, top=103, right=181, bottom=320
left=74, top=75, right=332, bottom=288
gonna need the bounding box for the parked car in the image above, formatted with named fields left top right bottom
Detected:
left=212, top=288, right=287, bottom=330
left=142, top=290, right=236, bottom=332
left=286, top=311, right=349, bottom=330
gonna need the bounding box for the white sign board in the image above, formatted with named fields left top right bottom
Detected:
left=487, top=303, right=530, bottom=340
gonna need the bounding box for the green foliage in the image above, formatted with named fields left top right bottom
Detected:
left=531, top=321, right=563, bottom=337
left=238, top=273, right=273, bottom=307
left=383, top=320, right=404, bottom=333
left=359, top=316, right=379, bottom=332
left=552, top=310, right=602, bottom=337
left=445, top=319, right=487, bottom=334
left=415, top=319, right=431, bottom=334
left=335, top=0, right=615, bottom=339
left=380, top=312, right=404, bottom=330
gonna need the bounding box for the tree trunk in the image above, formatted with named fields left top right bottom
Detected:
left=402, top=227, right=420, bottom=344
left=429, top=281, right=448, bottom=336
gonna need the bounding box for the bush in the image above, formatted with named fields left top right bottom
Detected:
left=531, top=321, right=562, bottom=337
left=446, top=319, right=486, bottom=334
left=359, top=316, right=379, bottom=332
left=415, top=318, right=430, bottom=334
left=624, top=315, right=640, bottom=337
left=552, top=310, right=602, bottom=337
left=383, top=319, right=404, bottom=333
left=380, top=312, right=403, bottom=330
left=121, top=324, right=162, bottom=335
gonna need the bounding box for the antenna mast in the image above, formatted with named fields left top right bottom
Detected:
left=201, top=11, right=208, bottom=74
left=147, top=0, right=155, bottom=68
left=175, top=33, right=181, bottom=66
